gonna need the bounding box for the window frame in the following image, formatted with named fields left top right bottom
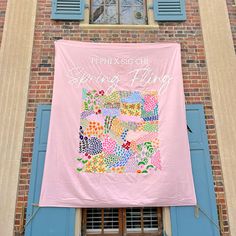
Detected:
left=82, top=207, right=163, bottom=236
left=89, top=0, right=148, bottom=25
left=79, top=0, right=159, bottom=29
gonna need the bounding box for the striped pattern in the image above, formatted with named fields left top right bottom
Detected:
left=153, top=0, right=186, bottom=21
left=51, top=0, right=85, bottom=20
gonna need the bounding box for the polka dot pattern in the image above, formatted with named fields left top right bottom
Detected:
left=86, top=137, right=103, bottom=155
left=102, top=135, right=116, bottom=154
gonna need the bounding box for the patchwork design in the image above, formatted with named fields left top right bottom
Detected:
left=76, top=89, right=161, bottom=174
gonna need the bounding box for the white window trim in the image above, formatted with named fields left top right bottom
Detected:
left=75, top=209, right=82, bottom=236
left=79, top=0, right=159, bottom=29
left=162, top=207, right=172, bottom=236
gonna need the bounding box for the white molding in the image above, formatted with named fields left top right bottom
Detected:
left=163, top=208, right=172, bottom=236
left=198, top=0, right=236, bottom=235
left=75, top=209, right=82, bottom=236
left=0, top=0, right=38, bottom=235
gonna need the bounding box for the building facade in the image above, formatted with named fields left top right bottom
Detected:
left=0, top=0, right=236, bottom=235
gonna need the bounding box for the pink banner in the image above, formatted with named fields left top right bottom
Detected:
left=39, top=40, right=196, bottom=207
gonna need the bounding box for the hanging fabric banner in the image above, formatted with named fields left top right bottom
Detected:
left=39, top=40, right=196, bottom=207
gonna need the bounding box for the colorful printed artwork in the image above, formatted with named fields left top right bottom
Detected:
left=76, top=89, right=161, bottom=174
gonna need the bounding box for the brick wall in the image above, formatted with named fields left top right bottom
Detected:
left=226, top=0, right=236, bottom=52
left=0, top=0, right=7, bottom=46
left=14, top=0, right=230, bottom=235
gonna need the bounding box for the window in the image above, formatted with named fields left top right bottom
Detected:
left=91, top=0, right=147, bottom=25
left=51, top=0, right=187, bottom=24
left=82, top=207, right=163, bottom=235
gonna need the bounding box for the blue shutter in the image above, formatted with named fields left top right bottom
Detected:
left=51, top=0, right=85, bottom=20
left=25, top=105, right=76, bottom=236
left=170, top=104, right=220, bottom=236
left=153, top=0, right=186, bottom=21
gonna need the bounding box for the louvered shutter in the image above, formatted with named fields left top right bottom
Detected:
left=25, top=105, right=76, bottom=236
left=51, top=0, right=85, bottom=20
left=153, top=0, right=186, bottom=21
left=170, top=104, right=220, bottom=236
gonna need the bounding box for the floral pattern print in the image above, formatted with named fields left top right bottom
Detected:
left=76, top=89, right=161, bottom=174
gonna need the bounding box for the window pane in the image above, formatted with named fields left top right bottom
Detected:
left=104, top=208, right=119, bottom=232
left=91, top=0, right=118, bottom=24
left=126, top=207, right=160, bottom=233
left=120, top=0, right=146, bottom=25
left=126, top=208, right=142, bottom=232
left=86, top=208, right=102, bottom=233
left=120, top=6, right=146, bottom=25
left=121, top=0, right=144, bottom=6
left=143, top=208, right=158, bottom=231
left=86, top=208, right=120, bottom=234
